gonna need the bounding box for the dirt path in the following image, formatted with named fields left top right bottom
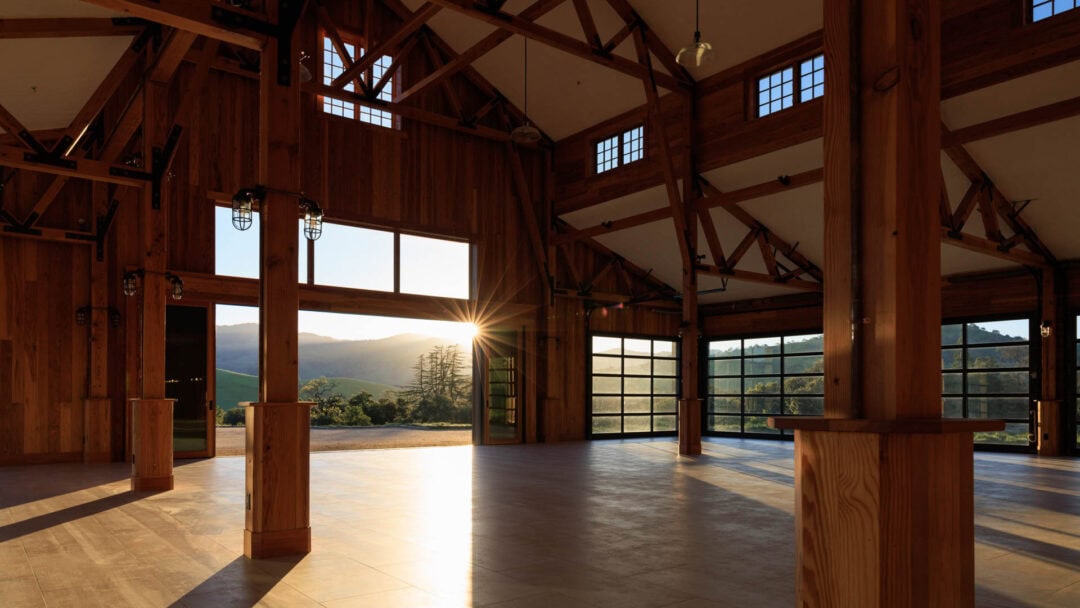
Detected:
left=215, top=426, right=472, bottom=456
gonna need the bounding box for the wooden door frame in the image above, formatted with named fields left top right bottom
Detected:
left=169, top=302, right=215, bottom=459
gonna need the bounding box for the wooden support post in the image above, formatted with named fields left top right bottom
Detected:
left=244, top=5, right=312, bottom=560
left=129, top=57, right=174, bottom=491
left=678, top=95, right=701, bottom=456
left=770, top=0, right=999, bottom=605
left=84, top=183, right=111, bottom=463
left=1037, top=267, right=1064, bottom=456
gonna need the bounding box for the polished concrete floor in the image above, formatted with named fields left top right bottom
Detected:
left=0, top=438, right=1077, bottom=607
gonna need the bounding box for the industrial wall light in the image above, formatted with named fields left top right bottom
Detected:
left=231, top=186, right=324, bottom=241
left=166, top=273, right=185, bottom=301
left=299, top=198, right=324, bottom=241
left=1040, top=320, right=1053, bottom=338
left=231, top=187, right=262, bottom=231
left=122, top=269, right=144, bottom=296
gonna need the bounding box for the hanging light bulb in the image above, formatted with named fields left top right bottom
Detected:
left=676, top=0, right=714, bottom=68
left=300, top=198, right=324, bottom=241
left=511, top=37, right=542, bottom=145
left=231, top=188, right=258, bottom=231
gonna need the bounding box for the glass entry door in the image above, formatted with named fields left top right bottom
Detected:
left=482, top=331, right=521, bottom=444
left=166, top=305, right=213, bottom=457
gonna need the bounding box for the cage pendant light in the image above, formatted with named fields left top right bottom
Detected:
left=511, top=37, right=541, bottom=144
left=676, top=0, right=714, bottom=68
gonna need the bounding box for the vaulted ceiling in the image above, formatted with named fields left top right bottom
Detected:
left=2, top=0, right=1079, bottom=307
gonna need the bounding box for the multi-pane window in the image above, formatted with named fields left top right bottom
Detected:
left=595, top=125, right=645, bottom=174
left=799, top=54, right=824, bottom=102
left=705, top=334, right=824, bottom=436
left=322, top=36, right=355, bottom=119
left=359, top=54, right=394, bottom=128
left=758, top=67, right=794, bottom=117
left=1033, top=0, right=1079, bottom=22
left=758, top=54, right=825, bottom=118
left=622, top=126, right=644, bottom=165
left=590, top=336, right=678, bottom=437
left=595, top=135, right=619, bottom=173
left=321, top=36, right=395, bottom=128
left=942, top=319, right=1032, bottom=447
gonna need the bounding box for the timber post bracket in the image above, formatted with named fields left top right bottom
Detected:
left=210, top=0, right=305, bottom=87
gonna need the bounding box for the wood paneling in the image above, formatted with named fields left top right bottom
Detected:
left=0, top=239, right=90, bottom=463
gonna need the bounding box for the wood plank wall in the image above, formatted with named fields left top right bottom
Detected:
left=0, top=238, right=90, bottom=464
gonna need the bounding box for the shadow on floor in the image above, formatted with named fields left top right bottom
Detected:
left=169, top=556, right=302, bottom=608
left=975, top=524, right=1080, bottom=571
left=0, top=491, right=140, bottom=543
left=0, top=463, right=130, bottom=509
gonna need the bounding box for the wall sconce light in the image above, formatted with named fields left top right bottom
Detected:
left=231, top=187, right=262, bottom=231
left=299, top=198, right=323, bottom=241
left=1040, top=320, right=1053, bottom=338
left=122, top=269, right=144, bottom=296
left=75, top=306, right=90, bottom=326
left=166, top=273, right=184, bottom=301
left=231, top=186, right=323, bottom=241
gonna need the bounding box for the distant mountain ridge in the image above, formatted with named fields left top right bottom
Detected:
left=215, top=323, right=465, bottom=387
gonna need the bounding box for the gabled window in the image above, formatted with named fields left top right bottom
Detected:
left=757, top=53, right=824, bottom=118
left=595, top=125, right=645, bottom=174
left=321, top=35, right=396, bottom=128
left=1033, top=0, right=1078, bottom=22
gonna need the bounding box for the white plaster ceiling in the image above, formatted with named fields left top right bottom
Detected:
left=0, top=0, right=121, bottom=18
left=0, top=36, right=133, bottom=134
left=406, top=0, right=822, bottom=139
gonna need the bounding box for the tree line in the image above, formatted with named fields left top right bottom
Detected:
left=217, top=344, right=473, bottom=427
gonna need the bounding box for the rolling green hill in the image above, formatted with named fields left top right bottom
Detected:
left=215, top=369, right=400, bottom=411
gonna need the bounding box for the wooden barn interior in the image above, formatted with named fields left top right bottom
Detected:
left=1, top=0, right=1079, bottom=606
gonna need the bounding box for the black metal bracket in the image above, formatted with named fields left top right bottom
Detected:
left=22, top=151, right=77, bottom=170
left=210, top=0, right=304, bottom=87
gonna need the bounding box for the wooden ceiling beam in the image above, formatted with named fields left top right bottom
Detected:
left=697, top=264, right=822, bottom=292
left=79, top=0, right=265, bottom=49
left=697, top=207, right=726, bottom=268
left=940, top=227, right=1050, bottom=268
left=425, top=0, right=687, bottom=92
left=0, top=102, right=46, bottom=154
left=571, top=0, right=602, bottom=52
left=330, top=2, right=441, bottom=89
left=554, top=219, right=677, bottom=295
left=553, top=206, right=671, bottom=243
left=694, top=168, right=824, bottom=212
left=418, top=32, right=464, bottom=121
left=950, top=180, right=983, bottom=233
left=0, top=144, right=147, bottom=187
left=604, top=0, right=692, bottom=86
left=0, top=18, right=144, bottom=38
left=944, top=95, right=1080, bottom=146
left=315, top=0, right=372, bottom=97
left=396, top=0, right=566, bottom=104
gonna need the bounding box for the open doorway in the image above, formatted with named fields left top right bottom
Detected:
left=213, top=305, right=479, bottom=455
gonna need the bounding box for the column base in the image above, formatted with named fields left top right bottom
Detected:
left=770, top=417, right=1002, bottom=607
left=130, top=398, right=174, bottom=492
left=132, top=475, right=174, bottom=492
left=678, top=398, right=702, bottom=455
left=244, top=527, right=312, bottom=559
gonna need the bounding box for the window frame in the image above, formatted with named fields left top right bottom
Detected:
left=702, top=330, right=825, bottom=439
left=942, top=313, right=1037, bottom=452
left=319, top=31, right=400, bottom=130
left=213, top=203, right=473, bottom=299
left=1030, top=0, right=1080, bottom=23
left=592, top=124, right=647, bottom=175
left=753, top=52, right=825, bottom=120
left=587, top=332, right=680, bottom=439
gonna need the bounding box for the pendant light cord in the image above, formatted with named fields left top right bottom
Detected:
left=523, top=37, right=529, bottom=125
left=694, top=0, right=701, bottom=41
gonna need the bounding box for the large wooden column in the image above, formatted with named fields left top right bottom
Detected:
left=771, top=0, right=1001, bottom=605
left=1037, top=267, right=1064, bottom=455
left=242, top=5, right=312, bottom=559
left=679, top=94, right=701, bottom=456
left=130, top=67, right=174, bottom=492
left=84, top=183, right=112, bottom=463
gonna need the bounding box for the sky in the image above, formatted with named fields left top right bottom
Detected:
left=214, top=207, right=476, bottom=345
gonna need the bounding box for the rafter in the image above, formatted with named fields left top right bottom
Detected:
left=554, top=219, right=677, bottom=296
left=604, top=0, right=692, bottom=85
left=418, top=32, right=464, bottom=121
left=943, top=95, right=1080, bottom=146
left=0, top=18, right=145, bottom=38
left=0, top=102, right=47, bottom=155
left=79, top=0, right=265, bottom=49
left=331, top=3, right=441, bottom=90
left=949, top=180, right=983, bottom=233
left=697, top=264, right=823, bottom=292
left=940, top=228, right=1050, bottom=268
left=0, top=144, right=147, bottom=187
left=697, top=208, right=726, bottom=268
left=571, top=0, right=602, bottom=52
left=396, top=0, right=565, bottom=104
left=315, top=0, right=373, bottom=97
left=426, top=0, right=686, bottom=92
